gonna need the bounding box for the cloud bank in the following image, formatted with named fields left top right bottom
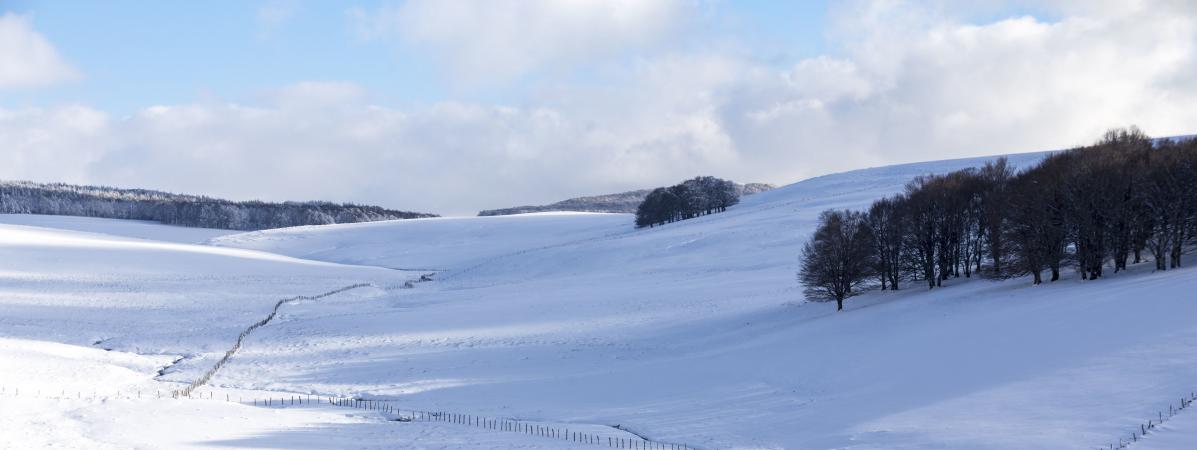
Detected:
left=2, top=1, right=1196, bottom=215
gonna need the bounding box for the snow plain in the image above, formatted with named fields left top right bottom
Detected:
left=4, top=150, right=1197, bottom=449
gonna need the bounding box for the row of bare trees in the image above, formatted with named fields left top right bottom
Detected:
left=801, top=128, right=1197, bottom=310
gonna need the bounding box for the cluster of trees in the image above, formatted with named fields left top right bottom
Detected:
left=635, top=176, right=740, bottom=228
left=479, top=183, right=771, bottom=217
left=0, top=181, right=437, bottom=230
left=800, top=128, right=1197, bottom=310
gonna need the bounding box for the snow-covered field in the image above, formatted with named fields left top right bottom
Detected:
left=4, top=150, right=1197, bottom=448
left=0, top=213, right=236, bottom=243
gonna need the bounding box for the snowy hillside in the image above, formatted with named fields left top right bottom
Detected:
left=475, top=182, right=774, bottom=216
left=6, top=149, right=1197, bottom=449
left=211, top=212, right=631, bottom=270
left=0, top=214, right=236, bottom=243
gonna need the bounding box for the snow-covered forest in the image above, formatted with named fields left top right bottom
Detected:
left=0, top=181, right=437, bottom=230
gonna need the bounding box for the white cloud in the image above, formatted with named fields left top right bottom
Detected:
left=348, top=0, right=687, bottom=84
left=0, top=105, right=110, bottom=181
left=0, top=81, right=736, bottom=215
left=711, top=0, right=1197, bottom=183
left=3, top=2, right=1197, bottom=216
left=0, top=13, right=78, bottom=89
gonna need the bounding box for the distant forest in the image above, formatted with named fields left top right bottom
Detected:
left=800, top=128, right=1197, bottom=310
left=0, top=181, right=437, bottom=230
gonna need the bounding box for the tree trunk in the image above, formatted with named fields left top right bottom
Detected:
left=975, top=248, right=982, bottom=275
left=836, top=297, right=844, bottom=311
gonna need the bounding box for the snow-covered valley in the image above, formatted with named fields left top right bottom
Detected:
left=3, top=152, right=1197, bottom=449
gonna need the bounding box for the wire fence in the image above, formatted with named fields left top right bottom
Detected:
left=166, top=281, right=693, bottom=448
left=0, top=386, right=694, bottom=449
left=1096, top=390, right=1197, bottom=449
left=322, top=396, right=694, bottom=450
left=4, top=279, right=696, bottom=448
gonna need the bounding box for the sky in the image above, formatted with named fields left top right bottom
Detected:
left=1, top=1, right=1196, bottom=216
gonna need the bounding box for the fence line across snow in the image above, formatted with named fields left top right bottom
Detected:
left=1096, top=390, right=1197, bottom=449
left=0, top=386, right=694, bottom=449
left=319, top=396, right=695, bottom=450
left=5, top=278, right=696, bottom=448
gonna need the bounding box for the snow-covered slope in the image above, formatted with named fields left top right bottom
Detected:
left=0, top=223, right=407, bottom=374
left=8, top=148, right=1197, bottom=449
left=0, top=213, right=235, bottom=243
left=211, top=211, right=631, bottom=270
left=207, top=149, right=1197, bottom=449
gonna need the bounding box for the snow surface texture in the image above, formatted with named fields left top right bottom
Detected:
left=5, top=150, right=1197, bottom=448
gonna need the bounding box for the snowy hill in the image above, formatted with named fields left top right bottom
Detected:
left=5, top=148, right=1197, bottom=449
left=476, top=182, right=774, bottom=216
left=0, top=213, right=236, bottom=243
left=211, top=211, right=631, bottom=270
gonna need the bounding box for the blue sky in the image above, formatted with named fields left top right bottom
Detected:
left=5, top=1, right=443, bottom=112
left=1, top=1, right=1194, bottom=215
left=4, top=1, right=835, bottom=114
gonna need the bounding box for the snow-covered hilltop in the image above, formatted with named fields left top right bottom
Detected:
left=3, top=147, right=1197, bottom=449
left=476, top=182, right=774, bottom=216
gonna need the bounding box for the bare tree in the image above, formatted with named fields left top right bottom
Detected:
left=902, top=176, right=944, bottom=288
left=979, top=157, right=1013, bottom=275
left=1005, top=169, right=1056, bottom=284
left=800, top=209, right=875, bottom=311
left=865, top=196, right=906, bottom=290
left=1142, top=138, right=1197, bottom=269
